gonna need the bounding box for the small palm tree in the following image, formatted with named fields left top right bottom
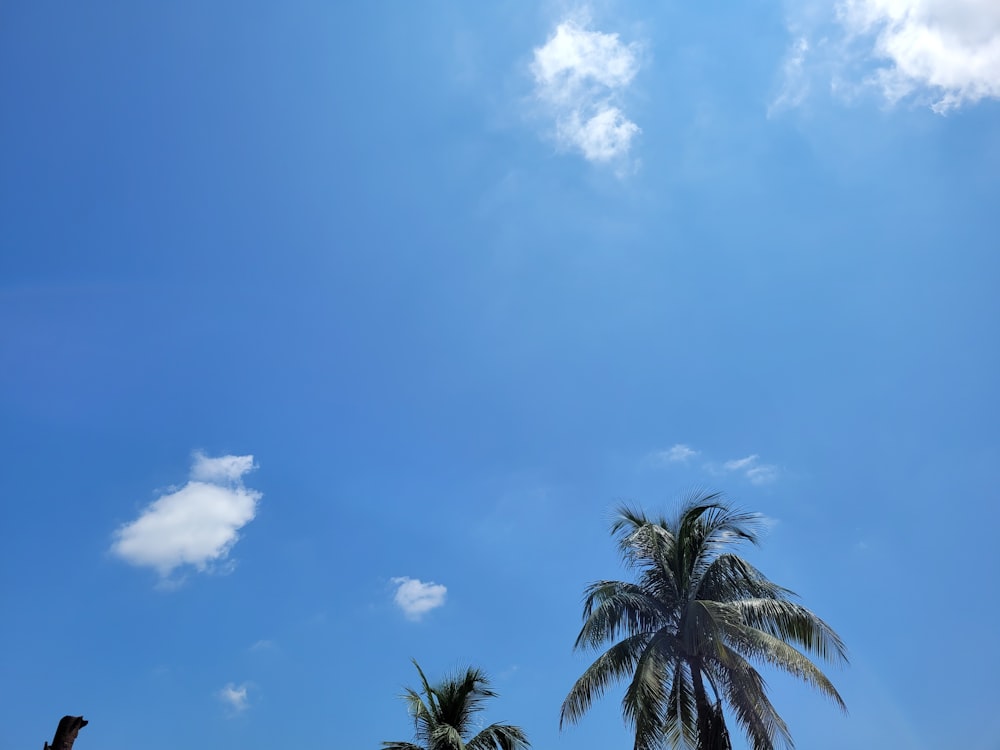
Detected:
left=561, top=493, right=848, bottom=750
left=384, top=660, right=530, bottom=750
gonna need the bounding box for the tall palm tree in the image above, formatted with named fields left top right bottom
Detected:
left=384, top=660, right=530, bottom=750
left=560, top=493, right=848, bottom=750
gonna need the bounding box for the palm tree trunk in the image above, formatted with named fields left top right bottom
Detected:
left=690, top=664, right=730, bottom=750
left=690, top=661, right=713, bottom=750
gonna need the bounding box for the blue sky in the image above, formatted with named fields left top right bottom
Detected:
left=1, top=2, right=998, bottom=749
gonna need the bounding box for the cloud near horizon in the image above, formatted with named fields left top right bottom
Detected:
left=775, top=0, right=1000, bottom=113
left=531, top=13, right=642, bottom=164
left=391, top=576, right=447, bottom=620
left=111, top=452, right=261, bottom=580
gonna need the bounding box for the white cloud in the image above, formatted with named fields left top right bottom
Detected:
left=111, top=453, right=261, bottom=580
left=391, top=576, right=447, bottom=621
left=218, top=683, right=249, bottom=713
left=755, top=513, right=781, bottom=532
left=746, top=464, right=780, bottom=485
left=531, top=14, right=642, bottom=164
left=776, top=0, right=1000, bottom=112
left=557, top=106, right=640, bottom=162
left=723, top=455, right=779, bottom=485
left=769, top=37, right=812, bottom=116
left=191, top=452, right=255, bottom=483
left=653, top=444, right=700, bottom=464
left=723, top=455, right=759, bottom=472
left=647, top=445, right=781, bottom=485
left=839, top=0, right=1000, bottom=111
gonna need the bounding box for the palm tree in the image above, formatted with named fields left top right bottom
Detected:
left=560, top=493, right=848, bottom=750
left=384, top=660, right=530, bottom=750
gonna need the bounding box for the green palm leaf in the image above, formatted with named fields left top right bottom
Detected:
left=561, top=632, right=653, bottom=727
left=467, top=724, right=530, bottom=750
left=663, top=658, right=698, bottom=749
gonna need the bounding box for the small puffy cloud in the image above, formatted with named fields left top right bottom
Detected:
left=111, top=453, right=261, bottom=580
left=531, top=13, right=642, bottom=164
left=775, top=0, right=1000, bottom=112
left=218, top=683, right=249, bottom=714
left=391, top=576, right=447, bottom=621
left=557, top=106, right=640, bottom=162
left=652, top=444, right=700, bottom=464
left=724, top=455, right=779, bottom=485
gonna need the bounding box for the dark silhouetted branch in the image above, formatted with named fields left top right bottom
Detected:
left=44, top=716, right=88, bottom=750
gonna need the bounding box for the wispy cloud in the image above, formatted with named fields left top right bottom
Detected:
left=775, top=0, right=1000, bottom=113
left=218, top=682, right=250, bottom=714
left=723, top=455, right=780, bottom=485
left=391, top=577, right=447, bottom=621
left=756, top=514, right=781, bottom=533
left=746, top=465, right=780, bottom=485
left=723, top=455, right=758, bottom=472
left=648, top=444, right=781, bottom=485
left=110, top=452, right=261, bottom=581
left=769, top=37, right=812, bottom=116
left=531, top=12, right=642, bottom=165
left=650, top=444, right=700, bottom=464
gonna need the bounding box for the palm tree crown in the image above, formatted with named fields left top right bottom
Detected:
left=560, top=493, right=848, bottom=750
left=384, top=660, right=530, bottom=750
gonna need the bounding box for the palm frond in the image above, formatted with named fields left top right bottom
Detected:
left=568, top=499, right=846, bottom=750
left=383, top=742, right=426, bottom=750
left=663, top=658, right=698, bottom=750
left=613, top=506, right=677, bottom=573
left=412, top=659, right=436, bottom=692
left=612, top=506, right=684, bottom=610
left=438, top=666, right=498, bottom=736
left=467, top=724, right=530, bottom=750
left=701, top=601, right=846, bottom=712
left=561, top=632, right=653, bottom=727
left=390, top=662, right=526, bottom=750
left=430, top=724, right=464, bottom=750
left=696, top=554, right=795, bottom=605
left=725, top=598, right=849, bottom=666
left=670, top=497, right=764, bottom=600
left=575, top=580, right=669, bottom=650
left=611, top=504, right=656, bottom=539
left=402, top=688, right=433, bottom=743
left=680, top=496, right=761, bottom=549
left=706, top=649, right=792, bottom=750
left=621, top=631, right=676, bottom=750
